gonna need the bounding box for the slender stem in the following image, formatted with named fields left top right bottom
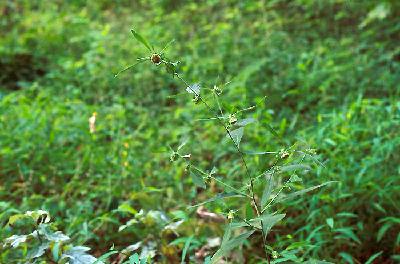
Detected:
left=173, top=72, right=270, bottom=259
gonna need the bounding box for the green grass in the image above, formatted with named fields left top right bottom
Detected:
left=1, top=0, right=399, bottom=263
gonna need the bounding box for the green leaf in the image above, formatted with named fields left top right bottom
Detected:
left=276, top=181, right=337, bottom=203
left=8, top=213, right=26, bottom=225
left=131, top=29, right=152, bottom=52
left=4, top=234, right=29, bottom=248
left=227, top=127, right=244, bottom=147
left=365, top=251, right=383, bottom=264
left=261, top=173, right=274, bottom=208
left=129, top=253, right=140, bottom=264
left=117, top=203, right=138, bottom=215
left=339, top=252, right=354, bottom=264
left=335, top=228, right=361, bottom=244
left=377, top=222, right=393, bottom=242
left=181, top=235, right=194, bottom=264
left=256, top=213, right=285, bottom=239
left=326, top=218, right=334, bottom=229
left=94, top=251, right=119, bottom=263
left=210, top=230, right=254, bottom=263
left=188, top=192, right=245, bottom=208
left=190, top=170, right=206, bottom=189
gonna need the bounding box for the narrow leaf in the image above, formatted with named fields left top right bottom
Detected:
left=365, top=251, right=383, bottom=264
left=276, top=181, right=337, bottom=203
left=188, top=192, right=245, bottom=208
left=181, top=236, right=194, bottom=264
left=261, top=173, right=274, bottom=208
left=131, top=29, right=152, bottom=51
left=339, top=252, right=354, bottom=264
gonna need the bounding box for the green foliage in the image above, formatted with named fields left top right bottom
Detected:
left=1, top=0, right=399, bottom=263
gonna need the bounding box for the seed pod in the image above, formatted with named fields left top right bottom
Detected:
left=151, top=54, right=161, bottom=65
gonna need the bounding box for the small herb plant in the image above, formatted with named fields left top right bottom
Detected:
left=115, top=29, right=334, bottom=263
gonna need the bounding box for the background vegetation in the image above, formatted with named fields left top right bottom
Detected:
left=0, top=0, right=399, bottom=263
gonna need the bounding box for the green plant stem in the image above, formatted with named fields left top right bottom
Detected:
left=173, top=72, right=270, bottom=260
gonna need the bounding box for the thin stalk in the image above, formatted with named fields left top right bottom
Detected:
left=173, top=72, right=270, bottom=259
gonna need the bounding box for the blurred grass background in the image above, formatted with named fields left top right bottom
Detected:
left=0, top=0, right=399, bottom=263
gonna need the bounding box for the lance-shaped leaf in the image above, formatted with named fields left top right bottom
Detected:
left=188, top=192, right=245, bottom=208
left=236, top=118, right=256, bottom=127
left=210, top=230, right=254, bottom=263
left=275, top=181, right=337, bottom=203
left=131, top=29, right=152, bottom=52
left=261, top=173, right=274, bottom=209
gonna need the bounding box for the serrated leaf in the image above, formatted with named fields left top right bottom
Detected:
left=210, top=230, right=254, bottom=263
left=131, top=29, right=152, bottom=51
left=227, top=127, right=244, bottom=147
left=276, top=181, right=336, bottom=203
left=191, top=170, right=206, bottom=189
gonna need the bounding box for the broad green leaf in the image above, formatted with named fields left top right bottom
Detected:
left=131, top=29, right=152, bottom=51
left=181, top=235, right=194, bottom=264
left=129, top=253, right=140, bottom=264
left=276, top=181, right=337, bottom=203
left=256, top=213, right=285, bottom=239
left=210, top=230, right=254, bottom=263
left=190, top=170, right=206, bottom=189
left=227, top=127, right=244, bottom=147
left=365, top=251, right=383, bottom=264
left=339, top=252, right=354, bottom=264
left=188, top=192, right=245, bottom=208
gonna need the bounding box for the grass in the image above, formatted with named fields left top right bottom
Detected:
left=0, top=0, right=399, bottom=263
